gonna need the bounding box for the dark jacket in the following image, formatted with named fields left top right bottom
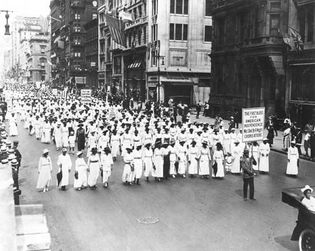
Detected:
left=241, top=156, right=256, bottom=179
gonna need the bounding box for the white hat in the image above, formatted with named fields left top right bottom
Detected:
left=301, top=185, right=313, bottom=193
left=43, top=149, right=49, bottom=154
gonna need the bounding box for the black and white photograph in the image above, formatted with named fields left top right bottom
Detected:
left=0, top=0, right=315, bottom=250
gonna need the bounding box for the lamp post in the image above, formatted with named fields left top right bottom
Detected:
left=0, top=10, right=13, bottom=35
left=155, top=40, right=164, bottom=104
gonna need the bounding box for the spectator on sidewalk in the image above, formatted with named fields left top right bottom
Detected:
left=283, top=125, right=291, bottom=151
left=304, top=131, right=311, bottom=158
left=266, top=120, right=277, bottom=147
left=234, top=110, right=240, bottom=129
left=196, top=101, right=202, bottom=119
left=228, top=116, right=236, bottom=132
left=203, top=102, right=210, bottom=117
left=310, top=130, right=315, bottom=160
left=295, top=128, right=303, bottom=156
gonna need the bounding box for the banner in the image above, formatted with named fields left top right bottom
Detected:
left=242, top=107, right=265, bottom=142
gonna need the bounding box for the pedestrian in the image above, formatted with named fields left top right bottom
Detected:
left=73, top=151, right=88, bottom=191
left=87, top=147, right=101, bottom=189
left=286, top=141, right=299, bottom=176
left=310, top=130, right=315, bottom=160
left=241, top=149, right=256, bottom=201
left=283, top=126, right=291, bottom=151
left=153, top=141, right=164, bottom=181
left=188, top=140, right=199, bottom=177
left=196, top=101, right=202, bottom=119
left=250, top=141, right=259, bottom=171
left=231, top=140, right=242, bottom=174
left=68, top=130, right=75, bottom=154
left=41, top=120, right=51, bottom=144
left=143, top=143, right=153, bottom=182
left=177, top=140, right=188, bottom=178
left=212, top=142, right=225, bottom=178
left=162, top=143, right=170, bottom=180
left=36, top=149, right=52, bottom=192
left=169, top=140, right=177, bottom=178
left=122, top=147, right=134, bottom=185
left=301, top=185, right=315, bottom=212
left=12, top=141, right=22, bottom=173
left=228, top=116, right=236, bottom=132
left=295, top=128, right=303, bottom=156
left=224, top=152, right=233, bottom=173
left=110, top=130, right=120, bottom=160
left=57, top=147, right=72, bottom=191
left=133, top=144, right=143, bottom=184
left=9, top=113, right=18, bottom=136
left=199, top=141, right=211, bottom=178
left=259, top=139, right=270, bottom=173
left=304, top=130, right=311, bottom=158
left=53, top=122, right=63, bottom=151
left=266, top=121, right=277, bottom=147
left=100, top=147, right=113, bottom=188
left=76, top=122, right=86, bottom=151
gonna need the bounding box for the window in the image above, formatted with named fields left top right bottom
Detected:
left=73, top=37, right=81, bottom=45
left=92, top=13, right=97, bottom=19
left=143, top=26, right=147, bottom=44
left=74, top=25, right=81, bottom=32
left=74, top=13, right=81, bottom=20
left=205, top=25, right=212, bottom=42
left=40, top=45, right=46, bottom=54
left=205, top=0, right=211, bottom=16
left=270, top=14, right=280, bottom=36
left=170, top=0, right=188, bottom=14
left=114, top=56, right=121, bottom=74
left=152, top=0, right=158, bottom=15
left=74, top=52, right=81, bottom=57
left=152, top=24, right=158, bottom=41
left=307, top=8, right=314, bottom=42
left=170, top=23, right=175, bottom=40
left=170, top=23, right=188, bottom=41
left=270, top=2, right=281, bottom=11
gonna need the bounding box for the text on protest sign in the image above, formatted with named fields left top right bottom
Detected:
left=242, top=107, right=265, bottom=142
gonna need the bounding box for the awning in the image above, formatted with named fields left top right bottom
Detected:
left=127, top=59, right=143, bottom=69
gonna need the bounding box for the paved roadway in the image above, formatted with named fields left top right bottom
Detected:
left=13, top=122, right=315, bottom=251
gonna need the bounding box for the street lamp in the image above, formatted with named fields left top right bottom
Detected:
left=157, top=53, right=164, bottom=104
left=0, top=10, right=13, bottom=35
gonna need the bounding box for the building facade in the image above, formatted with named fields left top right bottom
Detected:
left=98, top=0, right=212, bottom=104
left=286, top=0, right=315, bottom=126
left=210, top=0, right=287, bottom=119
left=84, top=18, right=99, bottom=89
left=50, top=0, right=98, bottom=90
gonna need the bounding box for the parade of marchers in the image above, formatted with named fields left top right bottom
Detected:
left=2, top=88, right=301, bottom=200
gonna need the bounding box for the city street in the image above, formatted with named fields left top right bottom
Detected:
left=14, top=121, right=314, bottom=251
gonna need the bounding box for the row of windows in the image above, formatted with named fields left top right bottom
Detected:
left=169, top=23, right=212, bottom=42
left=170, top=0, right=211, bottom=16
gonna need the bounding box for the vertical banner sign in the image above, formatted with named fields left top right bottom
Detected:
left=80, top=89, right=92, bottom=104
left=242, top=107, right=265, bottom=142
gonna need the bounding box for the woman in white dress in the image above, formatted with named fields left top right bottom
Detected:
left=110, top=130, right=120, bottom=160
left=36, top=149, right=52, bottom=192
left=73, top=151, right=88, bottom=190
left=250, top=141, right=260, bottom=171
left=199, top=141, right=211, bottom=178
left=188, top=141, right=199, bottom=177
left=259, top=139, right=270, bottom=173
left=57, top=148, right=72, bottom=191
left=212, top=143, right=225, bottom=178
left=286, top=141, right=299, bottom=176
left=153, top=142, right=164, bottom=181
left=231, top=140, right=242, bottom=174
left=133, top=144, right=143, bottom=185
left=41, top=120, right=51, bottom=144
left=9, top=113, right=18, bottom=136
left=177, top=140, right=188, bottom=178
left=87, top=147, right=101, bottom=189
left=100, top=147, right=114, bottom=188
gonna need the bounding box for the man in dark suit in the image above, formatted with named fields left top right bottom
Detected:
left=241, top=149, right=257, bottom=201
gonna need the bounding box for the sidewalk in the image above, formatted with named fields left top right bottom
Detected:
left=192, top=114, right=314, bottom=162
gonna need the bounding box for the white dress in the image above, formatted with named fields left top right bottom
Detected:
left=177, top=144, right=187, bottom=175
left=36, top=156, right=52, bottom=189
left=9, top=116, right=18, bottom=136
left=57, top=154, right=72, bottom=187
left=259, top=143, right=270, bottom=172
left=199, top=148, right=210, bottom=175
left=231, top=144, right=242, bottom=174
left=133, top=149, right=143, bottom=179
left=169, top=146, right=177, bottom=175
left=87, top=154, right=100, bottom=186
left=188, top=146, right=199, bottom=175
left=111, top=134, right=120, bottom=158
left=153, top=148, right=164, bottom=178
left=286, top=146, right=299, bottom=175
left=100, top=153, right=113, bottom=183
left=73, top=158, right=88, bottom=188
left=143, top=148, right=153, bottom=177
left=213, top=150, right=224, bottom=178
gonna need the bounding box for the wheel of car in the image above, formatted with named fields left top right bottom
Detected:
left=299, top=229, right=315, bottom=251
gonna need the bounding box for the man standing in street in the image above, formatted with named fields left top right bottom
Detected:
left=241, top=149, right=257, bottom=201
left=196, top=101, right=202, bottom=119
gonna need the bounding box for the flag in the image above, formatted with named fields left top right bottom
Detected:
left=283, top=27, right=304, bottom=52
left=105, top=13, right=126, bottom=47
left=119, top=11, right=133, bottom=22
